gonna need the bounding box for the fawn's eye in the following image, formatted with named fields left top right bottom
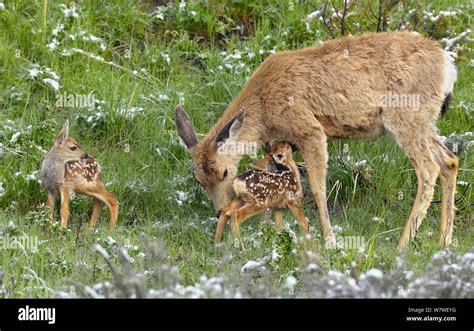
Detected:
left=221, top=169, right=228, bottom=181
left=70, top=146, right=77, bottom=151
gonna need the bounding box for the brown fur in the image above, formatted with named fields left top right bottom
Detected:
left=39, top=120, right=118, bottom=229
left=176, top=31, right=458, bottom=250
left=215, top=143, right=309, bottom=242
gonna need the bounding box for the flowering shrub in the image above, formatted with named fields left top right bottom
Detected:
left=54, top=237, right=474, bottom=298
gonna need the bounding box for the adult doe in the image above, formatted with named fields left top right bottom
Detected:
left=175, top=31, right=458, bottom=250
left=215, top=143, right=309, bottom=242
left=39, top=120, right=118, bottom=229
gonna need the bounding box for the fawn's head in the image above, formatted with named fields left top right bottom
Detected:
left=271, top=143, right=293, bottom=166
left=46, top=120, right=88, bottom=162
left=252, top=143, right=294, bottom=171
left=175, top=106, right=245, bottom=215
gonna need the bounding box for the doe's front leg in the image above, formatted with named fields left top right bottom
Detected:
left=300, top=135, right=336, bottom=248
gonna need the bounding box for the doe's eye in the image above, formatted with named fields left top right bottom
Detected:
left=195, top=176, right=205, bottom=187
left=70, top=146, right=77, bottom=151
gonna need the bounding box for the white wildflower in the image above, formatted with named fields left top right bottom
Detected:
left=52, top=23, right=64, bottom=36
left=158, top=94, right=170, bottom=101
left=60, top=3, right=79, bottom=18
left=161, top=52, right=171, bottom=65
left=306, top=10, right=321, bottom=21
left=285, top=275, right=297, bottom=289
left=175, top=190, right=189, bottom=205
left=106, top=236, right=116, bottom=246
left=241, top=260, right=265, bottom=273
left=42, top=78, right=60, bottom=91
left=364, top=268, right=383, bottom=279
left=271, top=248, right=280, bottom=261
left=28, top=67, right=42, bottom=79
left=88, top=34, right=101, bottom=42
left=10, top=132, right=21, bottom=143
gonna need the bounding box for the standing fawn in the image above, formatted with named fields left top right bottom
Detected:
left=250, top=146, right=291, bottom=229
left=176, top=31, right=458, bottom=251
left=39, top=120, right=118, bottom=229
left=215, top=143, right=309, bottom=242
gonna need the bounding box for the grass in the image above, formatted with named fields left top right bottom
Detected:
left=0, top=0, right=472, bottom=297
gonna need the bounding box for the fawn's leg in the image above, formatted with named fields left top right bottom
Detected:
left=89, top=198, right=102, bottom=228
left=257, top=209, right=274, bottom=232
left=274, top=210, right=284, bottom=230
left=261, top=208, right=273, bottom=224
left=383, top=110, right=440, bottom=251
left=59, top=186, right=70, bottom=228
left=102, top=190, right=118, bottom=230
left=300, top=134, right=335, bottom=247
left=45, top=191, right=55, bottom=222
left=215, top=199, right=242, bottom=243
left=231, top=204, right=266, bottom=238
left=215, top=213, right=229, bottom=244
left=431, top=136, right=458, bottom=247
left=287, top=203, right=309, bottom=233
left=86, top=184, right=118, bottom=229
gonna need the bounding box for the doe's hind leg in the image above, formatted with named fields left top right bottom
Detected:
left=430, top=136, right=458, bottom=247
left=382, top=108, right=440, bottom=251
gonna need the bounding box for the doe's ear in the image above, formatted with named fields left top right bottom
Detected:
left=175, top=105, right=199, bottom=150
left=54, top=119, right=69, bottom=147
left=214, top=109, right=245, bottom=146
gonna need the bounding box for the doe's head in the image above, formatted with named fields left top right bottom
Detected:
left=175, top=106, right=245, bottom=215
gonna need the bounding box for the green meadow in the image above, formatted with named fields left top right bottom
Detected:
left=0, top=0, right=472, bottom=297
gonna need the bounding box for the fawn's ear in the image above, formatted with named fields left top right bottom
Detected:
left=54, top=119, right=69, bottom=147
left=214, top=109, right=245, bottom=146
left=175, top=105, right=199, bottom=150
left=251, top=154, right=272, bottom=170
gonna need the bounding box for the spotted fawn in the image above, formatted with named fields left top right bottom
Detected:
left=39, top=120, right=118, bottom=229
left=215, top=142, right=309, bottom=242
